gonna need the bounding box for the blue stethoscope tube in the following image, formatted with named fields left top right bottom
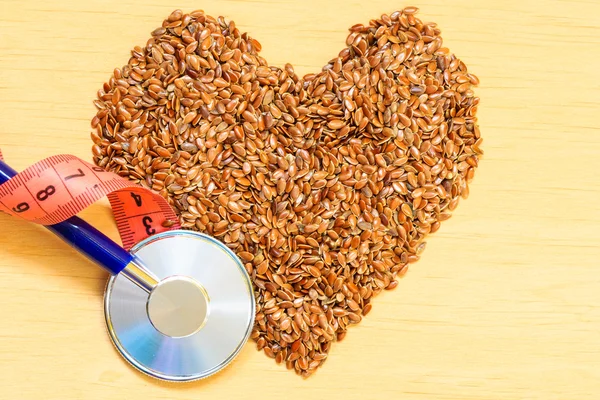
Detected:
left=0, top=158, right=157, bottom=292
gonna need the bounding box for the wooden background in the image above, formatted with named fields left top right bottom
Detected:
left=1, top=0, right=599, bottom=399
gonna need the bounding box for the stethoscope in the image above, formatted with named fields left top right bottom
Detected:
left=0, top=157, right=255, bottom=381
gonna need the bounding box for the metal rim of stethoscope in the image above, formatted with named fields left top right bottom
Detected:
left=103, top=230, right=256, bottom=382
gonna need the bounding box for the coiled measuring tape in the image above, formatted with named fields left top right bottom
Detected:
left=0, top=149, right=180, bottom=249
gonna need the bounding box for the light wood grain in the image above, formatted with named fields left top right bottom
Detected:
left=1, top=0, right=599, bottom=398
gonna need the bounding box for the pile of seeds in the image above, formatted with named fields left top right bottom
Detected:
left=91, top=7, right=482, bottom=377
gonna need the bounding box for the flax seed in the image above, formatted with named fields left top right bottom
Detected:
left=92, top=7, right=481, bottom=378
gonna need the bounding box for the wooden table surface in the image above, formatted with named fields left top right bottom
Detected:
left=1, top=0, right=599, bottom=399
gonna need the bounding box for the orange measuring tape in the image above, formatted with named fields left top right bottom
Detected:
left=0, top=149, right=181, bottom=250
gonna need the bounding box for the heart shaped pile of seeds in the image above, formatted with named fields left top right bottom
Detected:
left=91, top=7, right=482, bottom=377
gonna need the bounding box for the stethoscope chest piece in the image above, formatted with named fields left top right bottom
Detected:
left=104, top=230, right=255, bottom=381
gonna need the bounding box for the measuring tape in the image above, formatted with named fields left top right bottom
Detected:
left=0, top=149, right=181, bottom=250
